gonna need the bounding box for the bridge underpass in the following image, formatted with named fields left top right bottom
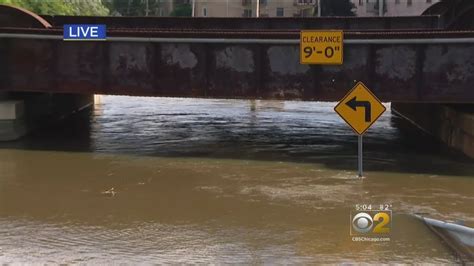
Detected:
left=2, top=28, right=474, bottom=102
left=0, top=4, right=473, bottom=158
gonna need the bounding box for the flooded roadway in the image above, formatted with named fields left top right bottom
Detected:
left=0, top=96, right=473, bottom=263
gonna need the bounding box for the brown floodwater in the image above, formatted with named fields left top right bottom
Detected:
left=0, top=96, right=473, bottom=263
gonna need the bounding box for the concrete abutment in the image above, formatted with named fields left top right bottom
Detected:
left=0, top=92, right=94, bottom=141
left=392, top=103, right=474, bottom=159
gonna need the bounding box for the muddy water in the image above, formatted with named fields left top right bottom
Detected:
left=0, top=96, right=473, bottom=263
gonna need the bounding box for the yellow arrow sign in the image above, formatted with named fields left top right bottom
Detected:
left=334, top=82, right=386, bottom=135
left=300, top=30, right=343, bottom=65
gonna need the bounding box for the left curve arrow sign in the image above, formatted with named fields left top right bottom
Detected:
left=346, top=96, right=371, bottom=122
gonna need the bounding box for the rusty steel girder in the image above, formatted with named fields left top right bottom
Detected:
left=422, top=0, right=474, bottom=30
left=0, top=5, right=50, bottom=28
left=1, top=29, right=474, bottom=103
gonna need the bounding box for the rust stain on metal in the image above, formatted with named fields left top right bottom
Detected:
left=109, top=43, right=154, bottom=93
left=1, top=30, right=474, bottom=102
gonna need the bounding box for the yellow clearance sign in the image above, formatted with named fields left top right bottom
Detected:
left=300, top=30, right=343, bottom=65
left=334, top=82, right=386, bottom=135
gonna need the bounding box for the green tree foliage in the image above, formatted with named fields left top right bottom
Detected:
left=104, top=0, right=162, bottom=16
left=170, top=3, right=191, bottom=17
left=0, top=0, right=109, bottom=16
left=320, top=0, right=355, bottom=16
left=65, top=0, right=109, bottom=16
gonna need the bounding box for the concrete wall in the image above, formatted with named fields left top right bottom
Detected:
left=0, top=93, right=93, bottom=141
left=392, top=103, right=474, bottom=158
left=0, top=100, right=26, bottom=141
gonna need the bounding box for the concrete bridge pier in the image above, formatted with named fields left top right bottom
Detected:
left=0, top=92, right=93, bottom=141
left=392, top=103, right=474, bottom=158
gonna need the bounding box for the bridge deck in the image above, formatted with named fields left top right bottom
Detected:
left=1, top=28, right=473, bottom=103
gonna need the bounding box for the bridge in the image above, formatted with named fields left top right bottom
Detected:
left=0, top=5, right=473, bottom=102
left=0, top=2, right=473, bottom=157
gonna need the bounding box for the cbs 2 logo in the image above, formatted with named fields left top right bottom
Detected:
left=351, top=211, right=391, bottom=234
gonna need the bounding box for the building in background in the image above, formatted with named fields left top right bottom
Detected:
left=193, top=0, right=317, bottom=18
left=157, top=0, right=191, bottom=16
left=114, top=0, right=438, bottom=17
left=350, top=0, right=439, bottom=16
left=106, top=0, right=191, bottom=17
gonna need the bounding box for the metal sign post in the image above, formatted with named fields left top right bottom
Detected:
left=358, top=135, right=363, bottom=178
left=334, top=82, right=386, bottom=178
